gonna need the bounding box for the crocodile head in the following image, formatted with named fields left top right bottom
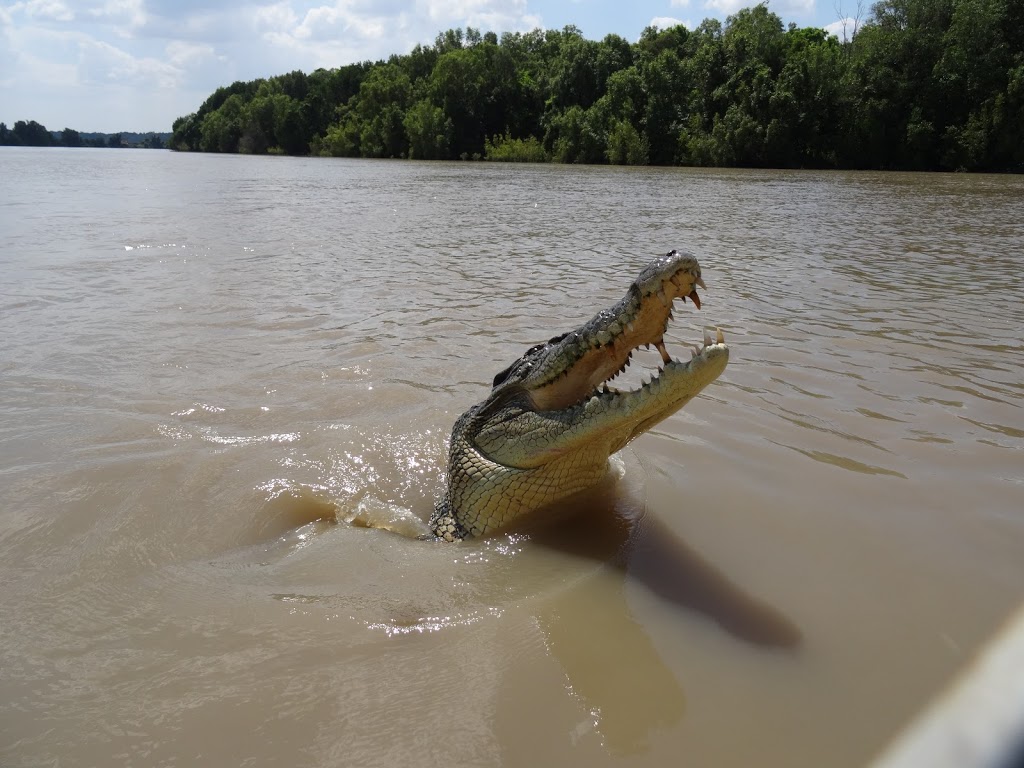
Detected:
left=430, top=249, right=730, bottom=541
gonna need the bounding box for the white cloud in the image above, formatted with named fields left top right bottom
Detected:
left=418, top=0, right=508, bottom=21
left=254, top=2, right=300, bottom=31
left=77, top=38, right=183, bottom=88
left=824, top=17, right=863, bottom=41
left=165, top=39, right=219, bottom=68
left=702, top=0, right=748, bottom=15
left=669, top=0, right=690, bottom=7
left=415, top=0, right=540, bottom=30
left=6, top=44, right=77, bottom=87
left=252, top=1, right=411, bottom=69
left=247, top=0, right=541, bottom=72
left=88, top=0, right=147, bottom=31
left=702, top=0, right=815, bottom=18
left=293, top=3, right=391, bottom=42
left=779, top=0, right=815, bottom=13
left=649, top=16, right=691, bottom=30
left=24, top=0, right=74, bottom=22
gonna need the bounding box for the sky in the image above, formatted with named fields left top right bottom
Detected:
left=0, top=0, right=860, bottom=133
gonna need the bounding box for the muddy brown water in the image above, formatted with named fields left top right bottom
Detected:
left=1, top=148, right=1022, bottom=767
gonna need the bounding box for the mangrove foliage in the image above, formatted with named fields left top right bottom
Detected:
left=169, top=0, right=1024, bottom=172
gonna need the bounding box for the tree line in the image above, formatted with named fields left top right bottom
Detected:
left=0, top=121, right=168, bottom=148
left=157, top=0, right=1015, bottom=172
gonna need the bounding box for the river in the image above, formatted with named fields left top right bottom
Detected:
left=1, top=147, right=1022, bottom=767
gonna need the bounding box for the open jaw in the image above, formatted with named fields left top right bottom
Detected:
left=521, top=251, right=727, bottom=416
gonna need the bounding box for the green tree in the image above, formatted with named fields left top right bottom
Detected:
left=933, top=0, right=1015, bottom=168
left=313, top=115, right=361, bottom=157
left=12, top=120, right=54, bottom=146
left=766, top=27, right=844, bottom=166
left=548, top=105, right=605, bottom=163
left=404, top=99, right=452, bottom=159
left=199, top=94, right=245, bottom=152
left=606, top=119, right=649, bottom=164
left=485, top=132, right=547, bottom=161
left=639, top=47, right=688, bottom=164
left=549, top=31, right=601, bottom=111
left=171, top=114, right=201, bottom=151
left=305, top=63, right=370, bottom=140
left=165, top=11, right=1022, bottom=171
left=60, top=128, right=83, bottom=147
left=841, top=0, right=955, bottom=168
left=429, top=45, right=497, bottom=157
left=350, top=64, right=412, bottom=157
left=714, top=4, right=787, bottom=166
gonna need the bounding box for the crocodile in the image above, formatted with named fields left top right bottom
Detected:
left=429, top=249, right=729, bottom=542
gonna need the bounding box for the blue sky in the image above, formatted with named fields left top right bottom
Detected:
left=0, top=1, right=859, bottom=133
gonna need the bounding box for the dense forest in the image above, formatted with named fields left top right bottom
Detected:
left=164, top=0, right=1020, bottom=172
left=0, top=121, right=170, bottom=148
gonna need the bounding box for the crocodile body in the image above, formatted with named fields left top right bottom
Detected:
left=429, top=250, right=729, bottom=541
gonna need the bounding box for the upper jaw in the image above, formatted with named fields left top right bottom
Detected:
left=523, top=252, right=712, bottom=412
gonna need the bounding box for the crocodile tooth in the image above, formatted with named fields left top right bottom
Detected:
left=696, top=276, right=707, bottom=289
left=716, top=327, right=725, bottom=344
left=655, top=340, right=671, bottom=364
left=626, top=321, right=635, bottom=334
left=703, top=328, right=712, bottom=347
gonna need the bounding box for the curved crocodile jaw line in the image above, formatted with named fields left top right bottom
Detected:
left=525, top=255, right=709, bottom=412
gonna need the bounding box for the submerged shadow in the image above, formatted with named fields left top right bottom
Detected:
left=507, top=482, right=801, bottom=756
left=527, top=485, right=803, bottom=650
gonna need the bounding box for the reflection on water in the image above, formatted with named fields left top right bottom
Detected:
left=1, top=149, right=1023, bottom=768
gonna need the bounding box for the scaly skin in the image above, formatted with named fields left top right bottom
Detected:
left=430, top=250, right=729, bottom=541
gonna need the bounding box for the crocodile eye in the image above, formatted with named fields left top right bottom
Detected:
left=492, top=333, right=563, bottom=388
left=492, top=363, right=516, bottom=387
left=493, top=353, right=536, bottom=387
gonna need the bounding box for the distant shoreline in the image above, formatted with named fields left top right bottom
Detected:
left=0, top=122, right=171, bottom=149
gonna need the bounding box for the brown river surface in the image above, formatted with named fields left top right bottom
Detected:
left=1, top=148, right=1022, bottom=767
